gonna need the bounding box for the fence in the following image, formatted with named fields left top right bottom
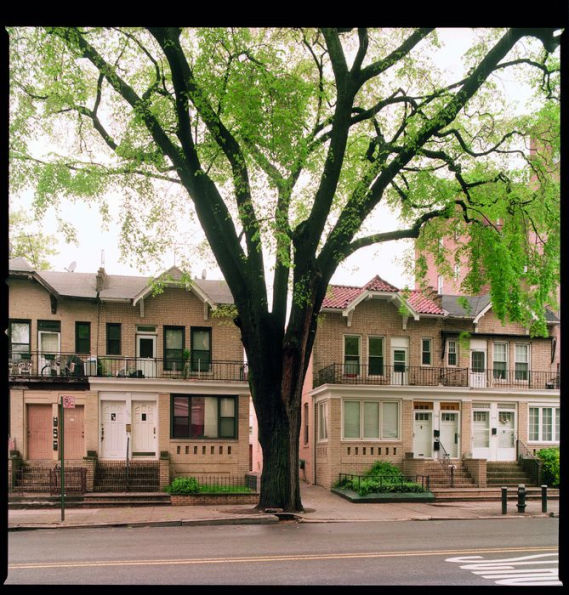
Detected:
left=8, top=350, right=249, bottom=383
left=10, top=465, right=86, bottom=495
left=317, top=363, right=560, bottom=390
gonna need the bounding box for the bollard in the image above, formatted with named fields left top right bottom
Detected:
left=517, top=484, right=526, bottom=513
left=541, top=484, right=548, bottom=513
left=501, top=487, right=508, bottom=515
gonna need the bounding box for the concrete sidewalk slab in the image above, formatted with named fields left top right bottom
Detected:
left=7, top=483, right=559, bottom=531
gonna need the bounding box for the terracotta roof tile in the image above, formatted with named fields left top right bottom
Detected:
left=407, top=290, right=445, bottom=315
left=322, top=285, right=363, bottom=309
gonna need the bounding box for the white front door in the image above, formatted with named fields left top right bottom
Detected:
left=440, top=411, right=459, bottom=458
left=496, top=407, right=516, bottom=461
left=392, top=348, right=408, bottom=385
left=38, top=331, right=60, bottom=374
left=136, top=334, right=157, bottom=378
left=101, top=401, right=127, bottom=459
left=472, top=404, right=517, bottom=461
left=470, top=350, right=487, bottom=388
left=413, top=411, right=432, bottom=457
left=472, top=408, right=491, bottom=459
left=131, top=401, right=157, bottom=456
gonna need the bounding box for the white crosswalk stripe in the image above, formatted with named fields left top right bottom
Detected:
left=445, top=552, right=561, bottom=586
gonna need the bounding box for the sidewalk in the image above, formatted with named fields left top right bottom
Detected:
left=7, top=483, right=559, bottom=531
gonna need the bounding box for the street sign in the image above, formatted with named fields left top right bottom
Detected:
left=62, top=395, right=76, bottom=409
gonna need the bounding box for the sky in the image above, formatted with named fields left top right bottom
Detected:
left=10, top=28, right=537, bottom=290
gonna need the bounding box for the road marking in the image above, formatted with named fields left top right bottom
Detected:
left=445, top=553, right=561, bottom=586
left=9, top=546, right=557, bottom=571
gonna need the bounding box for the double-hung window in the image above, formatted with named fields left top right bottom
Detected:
left=164, top=326, right=185, bottom=371
left=529, top=406, right=560, bottom=442
left=9, top=320, right=31, bottom=360
left=447, top=340, right=457, bottom=366
left=75, top=322, right=91, bottom=354
left=515, top=344, right=529, bottom=381
left=493, top=342, right=507, bottom=380
left=317, top=401, right=329, bottom=441
left=106, top=323, right=121, bottom=355
left=421, top=338, right=432, bottom=366
left=172, top=395, right=237, bottom=439
left=191, top=327, right=211, bottom=372
left=368, top=337, right=384, bottom=375
left=343, top=335, right=360, bottom=375
left=343, top=400, right=399, bottom=440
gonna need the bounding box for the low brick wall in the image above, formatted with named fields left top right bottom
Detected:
left=170, top=493, right=259, bottom=506
left=463, top=458, right=486, bottom=487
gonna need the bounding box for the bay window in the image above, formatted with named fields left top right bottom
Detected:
left=529, top=406, right=560, bottom=442
left=172, top=395, right=237, bottom=439
left=343, top=400, right=399, bottom=440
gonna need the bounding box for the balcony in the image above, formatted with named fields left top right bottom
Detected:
left=316, top=363, right=560, bottom=391
left=8, top=351, right=249, bottom=384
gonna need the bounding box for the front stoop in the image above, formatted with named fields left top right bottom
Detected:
left=486, top=462, right=537, bottom=487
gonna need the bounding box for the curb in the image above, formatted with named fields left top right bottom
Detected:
left=8, top=511, right=557, bottom=531
left=7, top=515, right=280, bottom=532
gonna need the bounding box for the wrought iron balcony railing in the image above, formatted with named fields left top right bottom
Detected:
left=316, top=363, right=560, bottom=391
left=8, top=351, right=249, bottom=383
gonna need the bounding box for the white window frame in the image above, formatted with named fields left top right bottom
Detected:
left=343, top=334, right=361, bottom=376
left=368, top=336, right=384, bottom=376
left=528, top=406, right=560, bottom=443
left=514, top=343, right=530, bottom=381
left=317, top=401, right=329, bottom=442
left=493, top=342, right=508, bottom=380
left=447, top=340, right=457, bottom=367
left=421, top=338, right=432, bottom=367
left=341, top=399, right=400, bottom=441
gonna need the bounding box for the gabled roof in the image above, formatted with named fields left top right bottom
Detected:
left=8, top=259, right=233, bottom=307
left=322, top=275, right=444, bottom=317
left=441, top=294, right=491, bottom=318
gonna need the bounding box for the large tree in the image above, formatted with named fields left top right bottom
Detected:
left=9, top=27, right=560, bottom=511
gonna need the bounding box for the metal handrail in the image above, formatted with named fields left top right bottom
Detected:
left=437, top=440, right=455, bottom=487
left=8, top=350, right=249, bottom=382
left=316, top=363, right=560, bottom=390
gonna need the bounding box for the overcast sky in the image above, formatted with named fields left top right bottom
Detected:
left=10, top=28, right=536, bottom=290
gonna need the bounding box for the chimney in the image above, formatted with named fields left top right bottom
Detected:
left=425, top=285, right=442, bottom=307
left=201, top=269, right=207, bottom=280
left=96, top=267, right=107, bottom=292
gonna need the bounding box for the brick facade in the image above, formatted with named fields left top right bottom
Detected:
left=8, top=264, right=251, bottom=489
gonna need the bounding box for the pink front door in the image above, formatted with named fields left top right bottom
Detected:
left=27, top=405, right=53, bottom=460
left=63, top=405, right=85, bottom=459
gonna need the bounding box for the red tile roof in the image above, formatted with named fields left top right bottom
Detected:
left=322, top=276, right=444, bottom=315
left=407, top=290, right=445, bottom=315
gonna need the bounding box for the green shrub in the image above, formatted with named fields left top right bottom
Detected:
left=334, top=461, right=426, bottom=496
left=164, top=476, right=199, bottom=494
left=538, top=448, right=560, bottom=488
left=164, top=477, right=253, bottom=494
left=364, top=461, right=403, bottom=479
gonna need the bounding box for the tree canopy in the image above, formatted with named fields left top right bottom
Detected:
left=9, top=27, right=561, bottom=509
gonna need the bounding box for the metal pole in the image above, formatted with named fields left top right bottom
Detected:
left=541, top=484, right=548, bottom=513
left=501, top=487, right=508, bottom=514
left=59, top=397, right=65, bottom=521
left=517, top=484, right=526, bottom=513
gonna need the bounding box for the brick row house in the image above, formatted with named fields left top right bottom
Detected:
left=7, top=257, right=251, bottom=492
left=297, top=275, right=560, bottom=489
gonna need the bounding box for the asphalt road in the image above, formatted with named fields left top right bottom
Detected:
left=5, top=518, right=561, bottom=586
